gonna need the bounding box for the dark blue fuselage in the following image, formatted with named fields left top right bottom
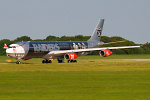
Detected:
left=25, top=41, right=88, bottom=58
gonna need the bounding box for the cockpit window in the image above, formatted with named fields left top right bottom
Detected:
left=8, top=46, right=12, bottom=48
left=8, top=46, right=16, bottom=48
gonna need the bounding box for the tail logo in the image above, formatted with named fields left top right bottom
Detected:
left=96, top=28, right=102, bottom=37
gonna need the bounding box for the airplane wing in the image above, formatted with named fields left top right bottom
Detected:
left=49, top=45, right=141, bottom=55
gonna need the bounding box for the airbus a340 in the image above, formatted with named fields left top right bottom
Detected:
left=4, top=19, right=148, bottom=64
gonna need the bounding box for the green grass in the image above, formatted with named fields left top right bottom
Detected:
left=1, top=71, right=150, bottom=100
left=0, top=54, right=150, bottom=100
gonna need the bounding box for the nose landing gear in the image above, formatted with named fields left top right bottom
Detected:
left=16, top=61, right=21, bottom=64
left=57, top=58, right=64, bottom=63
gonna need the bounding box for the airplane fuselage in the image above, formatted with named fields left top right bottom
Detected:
left=6, top=41, right=100, bottom=59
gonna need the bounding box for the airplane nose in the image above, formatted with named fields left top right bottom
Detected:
left=6, top=49, right=10, bottom=54
left=6, top=49, right=14, bottom=57
left=6, top=48, right=12, bottom=53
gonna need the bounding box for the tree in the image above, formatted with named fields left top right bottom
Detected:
left=101, top=36, right=111, bottom=43
left=0, top=39, right=11, bottom=55
left=112, top=49, right=125, bottom=54
left=75, top=35, right=84, bottom=41
left=110, top=36, right=125, bottom=42
left=46, top=35, right=59, bottom=41
left=14, top=36, right=31, bottom=42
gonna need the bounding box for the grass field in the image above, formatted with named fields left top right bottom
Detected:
left=0, top=54, right=150, bottom=100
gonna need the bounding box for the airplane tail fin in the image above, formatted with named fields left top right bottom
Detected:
left=4, top=43, right=8, bottom=49
left=88, top=19, right=104, bottom=42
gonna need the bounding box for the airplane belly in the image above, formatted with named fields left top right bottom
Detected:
left=25, top=51, right=48, bottom=58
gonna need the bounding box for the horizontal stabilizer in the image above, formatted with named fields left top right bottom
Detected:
left=141, top=42, right=148, bottom=46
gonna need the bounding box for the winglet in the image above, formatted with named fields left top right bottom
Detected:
left=141, top=42, right=148, bottom=47
left=4, top=43, right=8, bottom=49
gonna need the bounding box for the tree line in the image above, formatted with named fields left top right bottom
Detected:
left=0, top=35, right=149, bottom=56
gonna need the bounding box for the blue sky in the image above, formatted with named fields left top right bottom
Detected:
left=0, top=0, right=150, bottom=43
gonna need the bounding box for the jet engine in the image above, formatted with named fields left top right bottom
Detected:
left=99, top=50, right=113, bottom=57
left=64, top=53, right=78, bottom=60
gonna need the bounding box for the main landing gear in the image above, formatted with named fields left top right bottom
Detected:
left=57, top=58, right=64, bottom=63
left=67, top=60, right=77, bottom=63
left=42, top=58, right=64, bottom=64
left=42, top=59, right=52, bottom=63
left=42, top=59, right=77, bottom=63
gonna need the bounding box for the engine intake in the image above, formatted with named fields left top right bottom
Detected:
left=64, top=53, right=78, bottom=60
left=99, top=50, right=113, bottom=57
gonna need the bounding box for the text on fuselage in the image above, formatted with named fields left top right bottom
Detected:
left=32, top=44, right=60, bottom=52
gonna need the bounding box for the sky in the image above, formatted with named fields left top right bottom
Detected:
left=0, top=0, right=150, bottom=44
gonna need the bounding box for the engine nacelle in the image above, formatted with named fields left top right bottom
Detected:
left=99, top=50, right=113, bottom=57
left=64, top=53, right=78, bottom=60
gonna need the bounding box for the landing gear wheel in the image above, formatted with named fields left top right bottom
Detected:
left=48, top=60, right=52, bottom=63
left=68, top=60, right=70, bottom=63
left=42, top=60, right=45, bottom=63
left=16, top=61, right=21, bottom=64
left=58, top=60, right=63, bottom=63
left=57, top=58, right=64, bottom=63
left=46, top=59, right=49, bottom=63
left=42, top=59, right=52, bottom=63
left=74, top=60, right=77, bottom=62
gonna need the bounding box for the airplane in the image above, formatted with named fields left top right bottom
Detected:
left=4, top=19, right=148, bottom=64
